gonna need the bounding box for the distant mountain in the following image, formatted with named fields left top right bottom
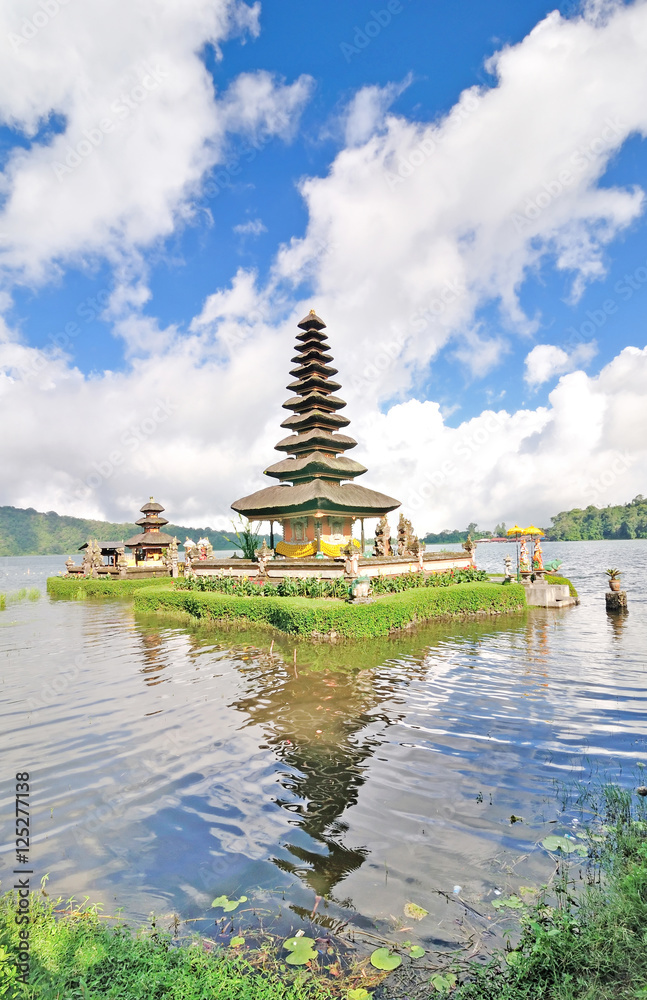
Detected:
left=0, top=505, right=250, bottom=556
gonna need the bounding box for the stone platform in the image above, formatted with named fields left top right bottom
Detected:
left=521, top=580, right=578, bottom=608
left=189, top=550, right=472, bottom=581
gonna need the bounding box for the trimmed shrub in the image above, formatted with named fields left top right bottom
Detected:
left=544, top=574, right=579, bottom=599
left=47, top=577, right=175, bottom=599
left=135, top=583, right=526, bottom=639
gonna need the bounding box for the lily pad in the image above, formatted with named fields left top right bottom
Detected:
left=347, top=990, right=372, bottom=1000
left=492, top=895, right=524, bottom=909
left=211, top=894, right=248, bottom=912
left=409, top=945, right=426, bottom=959
left=370, top=948, right=402, bottom=971
left=283, top=936, right=318, bottom=966
left=541, top=834, right=585, bottom=855
left=430, top=972, right=457, bottom=994
left=229, top=936, right=245, bottom=947
left=403, top=902, right=429, bottom=921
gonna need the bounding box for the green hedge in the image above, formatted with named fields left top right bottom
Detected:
left=545, top=574, right=579, bottom=599
left=134, top=582, right=526, bottom=638
left=47, top=577, right=175, bottom=599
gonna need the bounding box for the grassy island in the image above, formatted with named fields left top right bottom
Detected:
left=45, top=574, right=526, bottom=638
left=133, top=581, right=526, bottom=638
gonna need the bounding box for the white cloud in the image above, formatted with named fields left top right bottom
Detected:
left=272, top=0, right=647, bottom=410
left=524, top=339, right=598, bottom=386
left=0, top=1, right=312, bottom=285
left=1, top=1, right=647, bottom=532
left=233, top=218, right=267, bottom=236
left=342, top=78, right=411, bottom=147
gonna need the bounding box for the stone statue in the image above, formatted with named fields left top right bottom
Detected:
left=397, top=514, right=418, bottom=557
left=65, top=556, right=75, bottom=575
left=117, top=547, right=128, bottom=578
left=462, top=534, right=476, bottom=566
left=503, top=555, right=513, bottom=580
left=533, top=539, right=544, bottom=575
left=184, top=551, right=193, bottom=578
left=374, top=516, right=392, bottom=557
left=519, top=538, right=530, bottom=572
left=255, top=539, right=272, bottom=576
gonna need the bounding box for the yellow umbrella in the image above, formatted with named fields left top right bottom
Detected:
left=507, top=525, right=524, bottom=537
left=523, top=525, right=544, bottom=536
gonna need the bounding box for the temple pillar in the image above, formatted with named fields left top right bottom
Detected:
left=270, top=520, right=274, bottom=549
left=315, top=518, right=322, bottom=554
left=360, top=518, right=365, bottom=556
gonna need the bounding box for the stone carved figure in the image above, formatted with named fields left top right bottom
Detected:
left=462, top=535, right=476, bottom=566
left=164, top=537, right=179, bottom=577
left=397, top=514, right=419, bottom=557
left=503, top=554, right=513, bottom=580
left=65, top=556, right=75, bottom=575
left=255, top=539, right=272, bottom=576
left=374, top=516, right=392, bottom=557
left=117, top=547, right=128, bottom=578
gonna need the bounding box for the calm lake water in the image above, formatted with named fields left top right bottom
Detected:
left=0, top=541, right=645, bottom=954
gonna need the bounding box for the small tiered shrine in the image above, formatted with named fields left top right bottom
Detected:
left=125, top=498, right=176, bottom=563
left=232, top=310, right=401, bottom=556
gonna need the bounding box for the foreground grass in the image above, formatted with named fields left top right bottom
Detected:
left=453, top=786, right=647, bottom=1000
left=133, top=582, right=526, bottom=638
left=47, top=577, right=175, bottom=599
left=0, top=894, right=340, bottom=1000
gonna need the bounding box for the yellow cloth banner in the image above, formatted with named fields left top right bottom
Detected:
left=275, top=541, right=317, bottom=558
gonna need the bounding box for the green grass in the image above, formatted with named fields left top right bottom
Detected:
left=134, top=582, right=526, bottom=638
left=47, top=577, right=176, bottom=599
left=544, top=574, right=579, bottom=599
left=453, top=787, right=647, bottom=1000
left=0, top=587, right=40, bottom=609
left=0, top=893, right=338, bottom=1000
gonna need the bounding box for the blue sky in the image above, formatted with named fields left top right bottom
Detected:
left=0, top=0, right=645, bottom=530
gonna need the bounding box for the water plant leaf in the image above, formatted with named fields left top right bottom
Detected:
left=283, top=936, right=317, bottom=965
left=409, top=945, right=425, bottom=958
left=430, top=972, right=457, bottom=994
left=229, top=936, right=245, bottom=947
left=211, top=894, right=248, bottom=912
left=370, top=948, right=402, bottom=971
left=541, top=834, right=581, bottom=854
left=403, top=902, right=428, bottom=920
left=492, top=895, right=524, bottom=909
left=505, top=951, right=523, bottom=967
left=347, top=990, right=372, bottom=1000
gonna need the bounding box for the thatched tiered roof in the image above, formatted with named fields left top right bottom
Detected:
left=231, top=311, right=400, bottom=520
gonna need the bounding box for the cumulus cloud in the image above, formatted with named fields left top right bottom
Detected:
left=0, top=0, right=312, bottom=285
left=273, top=0, right=647, bottom=410
left=524, top=340, right=598, bottom=386
left=1, top=0, right=646, bottom=529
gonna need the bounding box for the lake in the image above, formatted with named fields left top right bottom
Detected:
left=1, top=541, right=645, bottom=955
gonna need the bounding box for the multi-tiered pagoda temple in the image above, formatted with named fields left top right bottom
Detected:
left=125, top=498, right=176, bottom=562
left=232, top=310, right=400, bottom=557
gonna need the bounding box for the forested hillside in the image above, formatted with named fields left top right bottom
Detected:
left=0, top=506, right=238, bottom=556
left=546, top=496, right=647, bottom=540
